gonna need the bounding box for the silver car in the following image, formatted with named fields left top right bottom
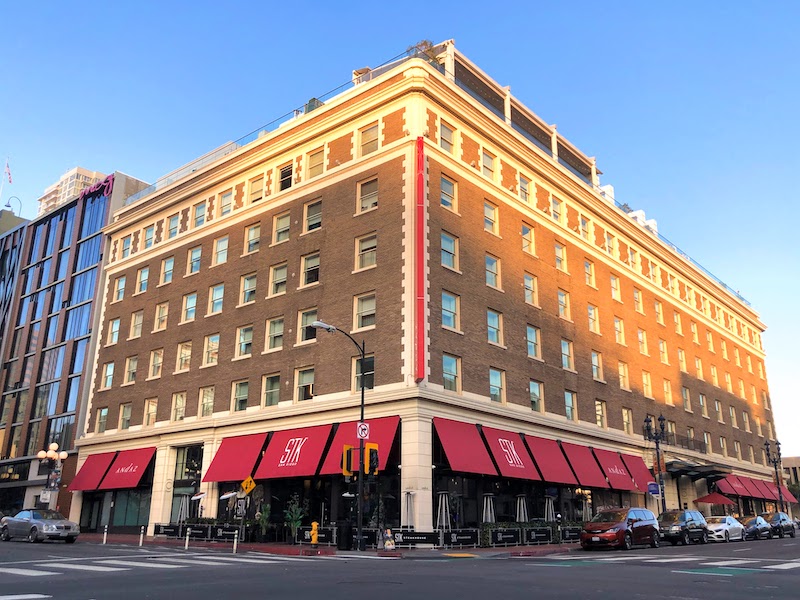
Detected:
left=0, top=509, right=80, bottom=543
left=705, top=515, right=745, bottom=542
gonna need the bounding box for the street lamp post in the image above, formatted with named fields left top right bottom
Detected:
left=644, top=415, right=668, bottom=514
left=37, top=443, right=68, bottom=507
left=312, top=320, right=367, bottom=551
left=4, top=195, right=22, bottom=215
left=764, top=440, right=785, bottom=513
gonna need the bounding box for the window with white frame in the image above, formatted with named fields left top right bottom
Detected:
left=743, top=412, right=751, bottom=432
left=440, top=176, right=456, bottom=210
left=442, top=354, right=460, bottom=392
left=561, top=339, right=574, bottom=370
left=734, top=440, right=742, bottom=460
left=297, top=367, right=315, bottom=401
left=262, top=374, right=280, bottom=407
left=565, top=391, right=577, bottom=421
left=724, top=372, right=732, bottom=392
left=523, top=273, right=538, bottom=305
left=358, top=179, right=378, bottom=212
left=674, top=311, right=683, bottom=335
left=678, top=348, right=687, bottom=372
left=273, top=213, right=290, bottom=243
left=199, top=386, right=214, bottom=417
left=301, top=253, right=320, bottom=286
left=308, top=149, right=324, bottom=179
left=655, top=300, right=663, bottom=324
left=355, top=293, right=376, bottom=329
left=591, top=351, right=603, bottom=381
left=240, top=273, right=257, bottom=304
left=129, top=311, right=143, bottom=339
left=719, top=436, right=727, bottom=457
left=551, top=197, right=562, bottom=222
left=659, top=339, right=668, bottom=363
left=354, top=355, right=375, bottom=391
left=168, top=214, right=179, bottom=239
left=729, top=406, right=738, bottom=428
left=298, top=308, right=318, bottom=343
left=483, top=201, right=498, bottom=234
left=706, top=331, right=714, bottom=352
left=637, top=328, right=648, bottom=355
left=269, top=263, right=288, bottom=296
left=219, top=190, right=233, bottom=216
left=101, top=362, right=114, bottom=389
left=618, top=361, right=630, bottom=390
left=595, top=400, right=607, bottom=428
left=360, top=123, right=379, bottom=156
left=746, top=355, right=753, bottom=373
left=144, top=398, right=158, bottom=426
left=193, top=202, right=206, bottom=228
left=584, top=260, right=595, bottom=286
left=442, top=291, right=460, bottom=330
left=440, top=121, right=454, bottom=153
left=245, top=223, right=260, bottom=254
left=143, top=225, right=154, bottom=249
left=172, top=392, right=186, bottom=421
left=579, top=215, right=590, bottom=240
left=278, top=164, right=293, bottom=192
left=232, top=380, right=249, bottom=411
left=160, top=257, right=174, bottom=284
left=236, top=325, right=253, bottom=358
left=664, top=379, right=673, bottom=405
left=149, top=348, right=163, bottom=379
left=554, top=243, right=567, bottom=271
left=182, top=293, right=197, bottom=322
left=485, top=254, right=501, bottom=288
left=304, top=200, right=322, bottom=232
left=610, top=275, right=621, bottom=301
left=526, top=325, right=541, bottom=359
left=734, top=347, right=741, bottom=366
left=135, top=267, right=149, bottom=294
left=440, top=232, right=458, bottom=270
left=642, top=371, right=652, bottom=398
left=249, top=176, right=264, bottom=203
left=557, top=289, right=571, bottom=320
left=208, top=283, right=224, bottom=314
left=519, top=175, right=530, bottom=202
left=121, top=235, right=131, bottom=259
left=482, top=150, right=495, bottom=179
left=604, top=232, right=615, bottom=255
left=176, top=342, right=192, bottom=372
left=107, top=318, right=120, bottom=344
left=187, top=246, right=202, bottom=274
left=213, top=236, right=229, bottom=265
left=266, top=317, right=284, bottom=351
left=489, top=367, right=505, bottom=402
left=96, top=407, right=108, bottom=432
left=114, top=276, right=125, bottom=301
left=124, top=356, right=138, bottom=384
left=696, top=357, right=704, bottom=380
left=614, top=317, right=625, bottom=345
left=588, top=304, right=600, bottom=333
left=715, top=400, right=723, bottom=422
left=633, top=288, right=643, bottom=313
left=691, top=322, right=699, bottom=344
left=681, top=386, right=691, bottom=411
left=487, top=309, right=503, bottom=345
left=721, top=340, right=728, bottom=359
left=119, top=403, right=132, bottom=430
left=699, top=393, right=708, bottom=417
left=530, top=380, right=543, bottom=412
left=521, top=223, right=534, bottom=254
left=622, top=407, right=633, bottom=434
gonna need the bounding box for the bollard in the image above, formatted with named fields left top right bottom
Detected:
left=103, top=524, right=108, bottom=545
left=185, top=527, right=191, bottom=550
left=232, top=532, right=238, bottom=554
left=139, top=525, right=145, bottom=547
left=311, top=521, right=319, bottom=548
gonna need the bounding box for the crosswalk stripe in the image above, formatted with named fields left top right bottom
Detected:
left=643, top=557, right=701, bottom=563
left=186, top=556, right=283, bottom=564
left=54, top=563, right=130, bottom=572
left=594, top=556, right=654, bottom=562
left=0, top=595, right=53, bottom=599
left=763, top=563, right=800, bottom=570
left=702, top=560, right=759, bottom=567
left=97, top=559, right=188, bottom=569
left=142, top=557, right=237, bottom=567
left=244, top=554, right=307, bottom=562
left=0, top=568, right=59, bottom=577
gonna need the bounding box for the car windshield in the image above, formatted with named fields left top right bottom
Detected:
left=29, top=510, right=65, bottom=520
left=743, top=518, right=760, bottom=526
left=706, top=517, right=725, bottom=524
left=590, top=510, right=627, bottom=523
left=658, top=512, right=682, bottom=522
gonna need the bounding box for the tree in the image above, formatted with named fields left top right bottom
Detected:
left=283, top=493, right=309, bottom=543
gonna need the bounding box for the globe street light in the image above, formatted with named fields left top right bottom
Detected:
left=37, top=442, right=68, bottom=507
left=764, top=440, right=785, bottom=513
left=312, top=320, right=367, bottom=551
left=644, top=414, right=668, bottom=514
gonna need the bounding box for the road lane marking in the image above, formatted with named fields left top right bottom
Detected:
left=673, top=569, right=734, bottom=577
left=97, top=560, right=188, bottom=569
left=55, top=564, right=130, bottom=572
left=0, top=568, right=59, bottom=577
left=244, top=554, right=308, bottom=561
left=763, top=563, right=800, bottom=570
left=643, top=557, right=699, bottom=563
left=181, top=556, right=283, bottom=564
left=702, top=560, right=759, bottom=566
left=0, top=595, right=53, bottom=599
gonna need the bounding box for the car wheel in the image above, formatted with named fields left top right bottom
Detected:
left=28, top=527, right=40, bottom=543
left=724, top=531, right=730, bottom=543
left=681, top=531, right=691, bottom=546
left=0, top=526, right=10, bottom=541
left=768, top=530, right=774, bottom=540
left=622, top=533, right=633, bottom=551
left=779, top=528, right=785, bottom=539
left=65, top=537, right=77, bottom=544
left=790, top=529, right=796, bottom=539
left=650, top=533, right=660, bottom=548
left=700, top=531, right=708, bottom=545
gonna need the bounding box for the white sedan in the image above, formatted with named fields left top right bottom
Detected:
left=706, top=516, right=745, bottom=542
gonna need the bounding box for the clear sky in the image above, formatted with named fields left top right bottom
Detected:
left=2, top=2, right=798, bottom=452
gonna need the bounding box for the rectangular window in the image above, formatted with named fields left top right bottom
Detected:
left=442, top=354, right=460, bottom=392
left=214, top=236, right=229, bottom=265
left=618, top=362, right=629, bottom=390
left=177, top=342, right=192, bottom=372
left=487, top=309, right=503, bottom=345
left=519, top=175, right=530, bottom=202
left=579, top=215, right=590, bottom=240
left=301, top=253, right=320, bottom=286
left=304, top=200, right=322, bottom=232
left=219, top=190, right=233, bottom=215
left=725, top=372, right=732, bottom=392
left=102, top=362, right=114, bottom=389
left=124, top=356, right=138, bottom=384
left=637, top=329, right=648, bottom=354
left=354, top=355, right=375, bottom=391
left=119, top=403, right=132, bottom=430
left=706, top=331, right=714, bottom=352
left=108, top=318, right=120, bottom=344
left=633, top=288, right=643, bottom=313
left=273, top=212, right=290, bottom=243
left=245, top=224, right=260, bottom=253
left=193, top=202, right=206, bottom=228
left=604, top=232, right=615, bottom=255
left=129, top=311, right=143, bottom=338
left=719, top=436, right=727, bottom=457
left=699, top=393, right=708, bottom=417
left=678, top=348, right=686, bottom=371
left=199, top=386, right=214, bottom=417
left=483, top=201, right=498, bottom=234
left=610, top=275, right=621, bottom=301
left=298, top=308, right=318, bottom=343
left=269, top=263, right=288, bottom=296
left=249, top=176, right=264, bottom=203
left=440, top=176, right=456, bottom=210
left=358, top=179, right=378, bottom=212
left=530, top=380, right=543, bottom=412
left=168, top=214, right=179, bottom=239
left=681, top=386, right=691, bottom=412
left=523, top=273, right=538, bottom=305
left=711, top=365, right=719, bottom=386
left=746, top=355, right=753, bottom=373
left=489, top=367, right=505, bottom=402
left=691, top=322, right=699, bottom=344
left=160, top=257, right=174, bottom=284
left=182, top=293, right=197, bottom=322
left=622, top=407, right=633, bottom=435
left=236, top=325, right=254, bottom=358
left=172, top=392, right=186, bottom=421
left=551, top=197, right=562, bottom=222
left=595, top=400, right=607, bottom=428
left=734, top=440, right=742, bottom=460
left=674, top=312, right=683, bottom=335
left=143, top=225, right=154, bottom=249
left=664, top=379, right=673, bottom=405
left=743, top=412, right=751, bottom=432
left=360, top=123, right=379, bottom=155
left=308, top=149, right=324, bottom=179
left=614, top=317, right=625, bottom=345
left=232, top=381, right=249, bottom=411
left=696, top=357, right=704, bottom=380
left=442, top=291, right=460, bottom=330
left=355, top=293, right=376, bottom=329
left=557, top=289, right=571, bottom=320
left=149, top=348, right=163, bottom=379
left=136, top=267, right=149, bottom=293
left=188, top=246, right=202, bottom=274
left=715, top=400, right=723, bottom=423
left=521, top=223, right=534, bottom=254
left=588, top=304, right=600, bottom=333
left=584, top=260, right=595, bottom=286
left=526, top=325, right=541, bottom=359
left=642, top=371, right=652, bottom=398
left=440, top=121, right=454, bottom=153
left=96, top=407, right=108, bottom=433
left=561, top=339, right=574, bottom=370
left=440, top=232, right=458, bottom=270
left=591, top=351, right=603, bottom=381
left=565, top=391, right=577, bottom=421
left=262, top=375, right=280, bottom=407
left=554, top=243, right=567, bottom=271
left=482, top=150, right=495, bottom=179
left=730, top=406, right=738, bottom=428
left=121, top=235, right=131, bottom=258
left=266, top=317, right=284, bottom=351
left=278, top=164, right=293, bottom=191
left=655, top=301, right=664, bottom=324
left=485, top=254, right=501, bottom=288
left=114, top=276, right=125, bottom=302
left=144, top=398, right=158, bottom=426
left=208, top=283, right=225, bottom=314
left=150, top=303, right=168, bottom=333
left=657, top=339, right=668, bottom=364
left=297, top=367, right=315, bottom=401
left=240, top=274, right=257, bottom=304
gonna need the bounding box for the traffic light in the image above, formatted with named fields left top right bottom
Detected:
left=364, top=442, right=379, bottom=476
left=342, top=445, right=354, bottom=476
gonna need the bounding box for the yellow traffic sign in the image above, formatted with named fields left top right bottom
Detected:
left=241, top=476, right=256, bottom=495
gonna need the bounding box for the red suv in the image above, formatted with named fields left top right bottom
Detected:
left=580, top=508, right=660, bottom=550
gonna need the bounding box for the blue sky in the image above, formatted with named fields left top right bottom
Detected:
left=2, top=2, right=799, bottom=452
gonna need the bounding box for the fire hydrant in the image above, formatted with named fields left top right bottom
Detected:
left=310, top=521, right=319, bottom=547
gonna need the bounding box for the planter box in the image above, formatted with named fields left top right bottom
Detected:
left=524, top=527, right=553, bottom=545
left=490, top=528, right=521, bottom=547
left=443, top=529, right=479, bottom=548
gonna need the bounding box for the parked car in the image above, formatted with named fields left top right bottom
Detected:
left=580, top=507, right=660, bottom=550
left=658, top=509, right=709, bottom=545
left=705, top=516, right=745, bottom=542
left=742, top=516, right=772, bottom=540
left=0, top=509, right=80, bottom=543
left=760, top=512, right=796, bottom=539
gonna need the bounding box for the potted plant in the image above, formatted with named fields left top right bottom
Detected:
left=283, top=493, right=308, bottom=544
left=255, top=504, right=271, bottom=542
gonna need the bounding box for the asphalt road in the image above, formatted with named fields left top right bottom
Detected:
left=1, top=536, right=799, bottom=600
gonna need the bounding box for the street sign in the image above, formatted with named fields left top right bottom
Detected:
left=357, top=422, right=370, bottom=440
left=647, top=482, right=659, bottom=496
left=241, top=476, right=256, bottom=495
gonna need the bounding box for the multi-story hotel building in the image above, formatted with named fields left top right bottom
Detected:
left=68, top=41, right=789, bottom=537
left=36, top=167, right=107, bottom=217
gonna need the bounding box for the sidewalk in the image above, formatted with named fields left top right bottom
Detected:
left=78, top=532, right=580, bottom=559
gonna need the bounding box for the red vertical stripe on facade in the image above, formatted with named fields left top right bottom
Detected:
left=414, top=136, right=426, bottom=382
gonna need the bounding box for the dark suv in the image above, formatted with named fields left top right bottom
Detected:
left=658, top=509, right=709, bottom=545
left=760, top=512, right=796, bottom=538
left=580, top=507, right=660, bottom=550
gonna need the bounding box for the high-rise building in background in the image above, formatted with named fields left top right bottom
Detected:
left=62, top=41, right=789, bottom=539
left=37, top=167, right=107, bottom=216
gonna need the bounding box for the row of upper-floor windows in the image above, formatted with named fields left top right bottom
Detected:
left=434, top=116, right=761, bottom=352
left=0, top=412, right=75, bottom=460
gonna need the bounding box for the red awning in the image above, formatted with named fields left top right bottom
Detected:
left=780, top=485, right=798, bottom=504
left=737, top=476, right=764, bottom=499
left=98, top=447, right=156, bottom=490
left=319, top=416, right=400, bottom=475
left=481, top=427, right=540, bottom=480
left=751, top=478, right=776, bottom=500
left=524, top=436, right=577, bottom=485
left=764, top=481, right=782, bottom=501
left=694, top=492, right=736, bottom=506
left=560, top=442, right=609, bottom=488
left=715, top=476, right=737, bottom=496
left=593, top=449, right=637, bottom=491
left=433, top=418, right=497, bottom=475
left=68, top=452, right=117, bottom=491
left=202, top=433, right=269, bottom=483
left=726, top=475, right=749, bottom=497
left=620, top=453, right=655, bottom=493
left=254, top=424, right=332, bottom=479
